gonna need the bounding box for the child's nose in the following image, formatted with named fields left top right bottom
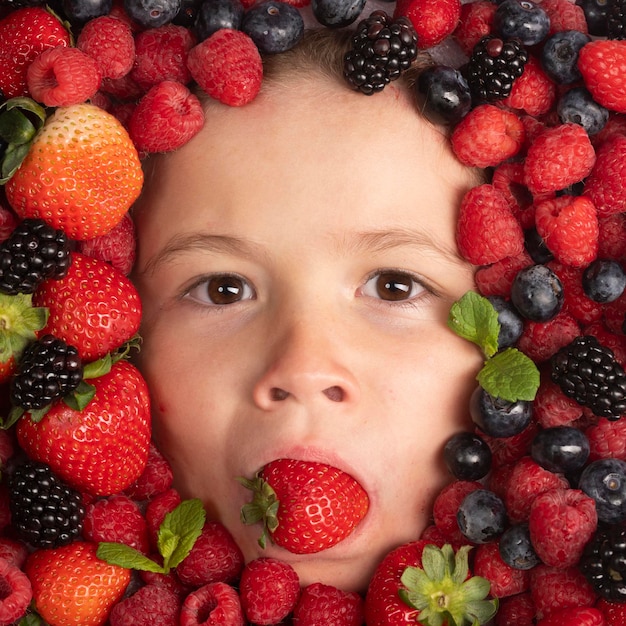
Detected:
left=252, top=319, right=360, bottom=410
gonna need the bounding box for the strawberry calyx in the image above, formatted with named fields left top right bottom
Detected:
left=0, top=97, right=47, bottom=184
left=399, top=544, right=498, bottom=626
left=238, top=473, right=280, bottom=549
left=0, top=292, right=48, bottom=365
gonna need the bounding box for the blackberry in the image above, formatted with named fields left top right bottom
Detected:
left=0, top=218, right=71, bottom=296
left=551, top=335, right=626, bottom=420
left=607, top=0, right=626, bottom=39
left=9, top=460, right=85, bottom=548
left=466, top=35, right=528, bottom=103
left=10, top=335, right=83, bottom=411
left=343, top=10, right=418, bottom=95
left=580, top=522, right=626, bottom=601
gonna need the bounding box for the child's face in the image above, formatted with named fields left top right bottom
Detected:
left=133, top=76, right=482, bottom=591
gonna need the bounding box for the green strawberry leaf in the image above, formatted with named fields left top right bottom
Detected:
left=3, top=406, right=24, bottom=430
left=83, top=354, right=112, bottom=380
left=157, top=498, right=206, bottom=572
left=17, top=611, right=45, bottom=626
left=477, top=348, right=540, bottom=402
left=63, top=380, right=96, bottom=412
left=238, top=474, right=280, bottom=549
left=96, top=542, right=165, bottom=573
left=0, top=293, right=48, bottom=363
left=111, top=334, right=143, bottom=363
left=0, top=108, right=37, bottom=146
left=447, top=292, right=500, bottom=359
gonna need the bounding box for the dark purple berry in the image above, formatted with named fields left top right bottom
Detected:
left=558, top=86, right=609, bottom=135
left=493, top=0, right=551, bottom=46
left=530, top=426, right=590, bottom=474
left=582, top=259, right=626, bottom=303
left=576, top=0, right=609, bottom=36
left=443, top=432, right=492, bottom=481
left=194, top=0, right=244, bottom=39
left=470, top=386, right=533, bottom=438
left=242, top=1, right=304, bottom=54
left=499, top=523, right=541, bottom=570
left=541, top=29, right=590, bottom=84
left=415, top=65, right=472, bottom=125
left=579, top=458, right=626, bottom=524
left=457, top=489, right=507, bottom=544
left=487, top=295, right=524, bottom=349
left=524, top=227, right=554, bottom=264
left=311, top=0, right=366, bottom=28
left=510, top=264, right=564, bottom=322
left=124, top=0, right=182, bottom=27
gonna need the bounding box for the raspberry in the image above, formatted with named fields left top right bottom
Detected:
left=598, top=214, right=626, bottom=260
left=534, top=195, right=599, bottom=267
left=451, top=104, right=525, bottom=168
left=0, top=537, right=28, bottom=569
left=491, top=162, right=535, bottom=229
left=456, top=184, right=524, bottom=265
left=131, top=24, right=196, bottom=90
left=549, top=262, right=603, bottom=326
left=82, top=494, right=150, bottom=554
left=592, top=113, right=626, bottom=148
left=432, top=479, right=482, bottom=539
left=517, top=311, right=581, bottom=364
left=0, top=202, right=18, bottom=243
left=109, top=584, right=182, bottom=626
left=536, top=606, right=604, bottom=626
left=504, top=456, right=569, bottom=524
left=486, top=462, right=515, bottom=502
left=179, top=582, right=244, bottom=626
left=0, top=557, right=32, bottom=625
left=528, top=487, right=597, bottom=568
left=187, top=28, right=263, bottom=107
left=239, top=558, right=300, bottom=625
left=292, top=582, right=364, bottom=626
left=77, top=213, right=137, bottom=276
left=100, top=73, right=144, bottom=100
left=541, top=0, right=589, bottom=34
left=579, top=39, right=626, bottom=114
left=586, top=416, right=626, bottom=463
left=533, top=375, right=584, bottom=428
left=128, top=80, right=205, bottom=154
left=584, top=134, right=626, bottom=218
left=77, top=16, right=135, bottom=80
left=175, top=521, right=244, bottom=587
left=494, top=592, right=535, bottom=626
left=26, top=46, right=102, bottom=108
left=124, top=441, right=174, bottom=500
left=584, top=320, right=626, bottom=366
left=524, top=123, right=596, bottom=195
left=481, top=421, right=539, bottom=468
left=474, top=251, right=533, bottom=297
left=473, top=541, right=529, bottom=598
left=503, top=56, right=556, bottom=116
left=529, top=565, right=597, bottom=620
left=597, top=597, right=626, bottom=626
left=453, top=1, right=496, bottom=56
left=145, top=487, right=181, bottom=550
left=394, top=0, right=461, bottom=49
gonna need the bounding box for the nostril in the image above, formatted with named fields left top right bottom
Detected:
left=323, top=386, right=344, bottom=402
left=271, top=387, right=289, bottom=401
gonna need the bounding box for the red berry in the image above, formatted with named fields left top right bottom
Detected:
left=541, top=0, right=588, bottom=34
left=494, top=592, right=536, bottom=626
left=481, top=422, right=540, bottom=468
left=77, top=16, right=135, bottom=80
left=533, top=375, right=584, bottom=429
left=239, top=558, right=300, bottom=625
left=131, top=24, right=195, bottom=90
left=456, top=184, right=525, bottom=265
left=26, top=46, right=102, bottom=107
left=453, top=1, right=496, bottom=56
left=124, top=441, right=174, bottom=501
left=187, top=29, right=263, bottom=107
left=475, top=251, right=533, bottom=298
left=109, top=584, right=182, bottom=626
left=0, top=557, right=32, bottom=625
left=129, top=80, right=205, bottom=154
left=451, top=104, right=525, bottom=168
left=536, top=606, right=604, bottom=626
left=524, top=123, right=596, bottom=195
left=394, top=0, right=461, bottom=49
left=491, top=161, right=536, bottom=230
left=145, top=488, right=181, bottom=550
left=0, top=538, right=28, bottom=569
left=503, top=56, right=556, bottom=117
left=293, top=582, right=364, bottom=626
left=432, top=480, right=482, bottom=539
left=598, top=213, right=626, bottom=260
left=179, top=582, right=244, bottom=626
left=473, top=541, right=529, bottom=598
left=579, top=40, right=626, bottom=114
left=585, top=417, right=626, bottom=462
left=101, top=73, right=144, bottom=100
left=597, top=597, right=626, bottom=626
left=549, top=262, right=603, bottom=326
left=175, top=521, right=244, bottom=588
left=516, top=311, right=581, bottom=363
left=584, top=134, right=626, bottom=218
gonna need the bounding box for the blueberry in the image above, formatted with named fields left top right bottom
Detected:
left=470, top=386, right=533, bottom=438
left=558, top=87, right=609, bottom=136
left=443, top=432, right=492, bottom=481
left=493, top=0, right=551, bottom=46
left=194, top=0, right=244, bottom=39
left=530, top=426, right=590, bottom=474
left=62, top=0, right=112, bottom=22
left=415, top=65, right=472, bottom=126
left=311, top=0, right=366, bottom=28
left=510, top=264, right=564, bottom=322
left=541, top=30, right=590, bottom=85
left=582, top=259, right=626, bottom=303
left=579, top=458, right=626, bottom=524
left=124, top=0, right=182, bottom=27
left=457, top=489, right=507, bottom=544
left=524, top=227, right=554, bottom=264
left=487, top=296, right=524, bottom=349
left=499, top=523, right=541, bottom=570
left=242, top=1, right=304, bottom=54
left=173, top=0, right=202, bottom=26
left=576, top=0, right=609, bottom=37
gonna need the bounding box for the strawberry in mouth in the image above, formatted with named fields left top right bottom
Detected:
left=238, top=458, right=369, bottom=555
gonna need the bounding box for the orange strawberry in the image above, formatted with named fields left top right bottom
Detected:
left=33, top=252, right=142, bottom=362
left=16, top=359, right=151, bottom=495
left=5, top=103, right=143, bottom=240
left=240, top=458, right=369, bottom=554
left=25, top=540, right=131, bottom=626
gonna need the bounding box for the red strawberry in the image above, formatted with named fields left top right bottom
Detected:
left=33, top=252, right=141, bottom=363
left=179, top=582, right=245, bottom=626
left=25, top=540, right=131, bottom=626
left=5, top=103, right=143, bottom=241
left=292, top=582, right=364, bottom=626
left=0, top=7, right=70, bottom=99
left=597, top=597, right=626, bottom=626
left=240, top=458, right=369, bottom=554
left=394, top=0, right=461, bottom=49
left=579, top=40, right=626, bottom=114
left=239, top=557, right=300, bottom=625
left=16, top=359, right=151, bottom=495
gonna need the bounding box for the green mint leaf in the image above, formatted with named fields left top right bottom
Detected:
left=158, top=498, right=206, bottom=571
left=477, top=347, right=540, bottom=402
left=448, top=291, right=500, bottom=358
left=96, top=542, right=164, bottom=573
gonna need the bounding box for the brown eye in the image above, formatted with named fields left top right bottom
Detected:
left=187, top=274, right=254, bottom=305
left=362, top=270, right=425, bottom=302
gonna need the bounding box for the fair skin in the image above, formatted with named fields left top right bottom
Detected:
left=133, top=73, right=483, bottom=592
